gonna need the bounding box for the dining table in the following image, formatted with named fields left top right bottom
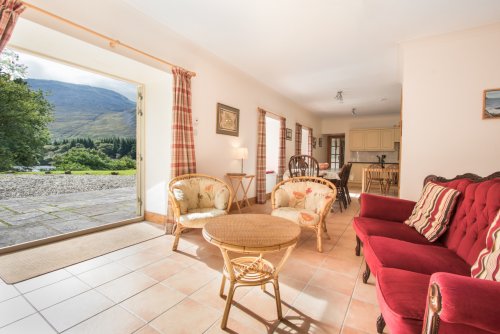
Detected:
left=361, top=167, right=399, bottom=194
left=283, top=169, right=340, bottom=180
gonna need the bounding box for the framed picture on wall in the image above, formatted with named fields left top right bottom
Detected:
left=313, top=137, right=317, bottom=148
left=319, top=138, right=323, bottom=147
left=286, top=128, right=292, bottom=140
left=216, top=103, right=240, bottom=136
left=483, top=89, right=500, bottom=119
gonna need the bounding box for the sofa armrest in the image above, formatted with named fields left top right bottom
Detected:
left=359, top=193, right=416, bottom=222
left=424, top=272, right=500, bottom=334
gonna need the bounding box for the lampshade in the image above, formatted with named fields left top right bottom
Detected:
left=234, top=147, right=248, bottom=160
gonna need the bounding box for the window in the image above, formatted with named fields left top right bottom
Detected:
left=265, top=116, right=280, bottom=172
left=301, top=127, right=309, bottom=155
left=328, top=135, right=345, bottom=170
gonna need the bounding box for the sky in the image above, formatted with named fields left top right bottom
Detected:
left=16, top=50, right=137, bottom=101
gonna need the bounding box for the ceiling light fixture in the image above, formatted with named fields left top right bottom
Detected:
left=351, top=108, right=357, bottom=116
left=335, top=90, right=343, bottom=103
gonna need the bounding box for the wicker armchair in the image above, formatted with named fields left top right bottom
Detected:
left=168, top=174, right=234, bottom=251
left=270, top=176, right=337, bottom=252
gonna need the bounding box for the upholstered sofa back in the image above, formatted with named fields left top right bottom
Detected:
left=434, top=177, right=500, bottom=266
left=171, top=177, right=230, bottom=214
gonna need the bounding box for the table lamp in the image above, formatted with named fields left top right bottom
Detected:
left=234, top=147, right=248, bottom=174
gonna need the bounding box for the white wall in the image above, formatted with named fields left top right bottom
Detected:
left=400, top=23, right=500, bottom=200
left=321, top=114, right=400, bottom=162
left=22, top=0, right=323, bottom=213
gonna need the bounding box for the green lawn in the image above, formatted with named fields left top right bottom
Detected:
left=2, top=169, right=136, bottom=176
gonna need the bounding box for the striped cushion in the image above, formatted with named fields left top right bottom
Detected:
left=471, top=210, right=500, bottom=281
left=404, top=182, right=460, bottom=242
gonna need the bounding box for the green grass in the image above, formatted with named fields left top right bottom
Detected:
left=1, top=169, right=136, bottom=176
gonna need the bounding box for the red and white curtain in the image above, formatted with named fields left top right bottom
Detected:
left=295, top=123, right=302, bottom=155
left=171, top=67, right=197, bottom=177
left=277, top=117, right=286, bottom=182
left=256, top=109, right=266, bottom=203
left=0, top=0, right=25, bottom=53
left=308, top=128, right=313, bottom=156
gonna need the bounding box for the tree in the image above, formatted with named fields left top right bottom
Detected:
left=0, top=49, right=27, bottom=80
left=53, top=147, right=110, bottom=170
left=0, top=73, right=53, bottom=171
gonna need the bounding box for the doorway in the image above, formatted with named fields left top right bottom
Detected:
left=327, top=135, right=345, bottom=170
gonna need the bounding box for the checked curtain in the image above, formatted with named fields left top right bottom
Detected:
left=171, top=67, right=197, bottom=177
left=0, top=0, right=25, bottom=53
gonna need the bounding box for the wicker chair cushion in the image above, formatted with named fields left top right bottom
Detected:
left=277, top=181, right=335, bottom=213
left=172, top=178, right=230, bottom=213
left=179, top=208, right=227, bottom=226
left=271, top=207, right=319, bottom=226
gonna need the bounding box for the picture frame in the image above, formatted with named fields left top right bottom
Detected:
left=313, top=137, right=317, bottom=149
left=483, top=89, right=500, bottom=119
left=216, top=103, right=240, bottom=136
left=319, top=138, right=323, bottom=148
left=285, top=128, right=292, bottom=141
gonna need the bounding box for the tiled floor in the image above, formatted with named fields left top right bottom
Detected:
left=0, top=191, right=389, bottom=333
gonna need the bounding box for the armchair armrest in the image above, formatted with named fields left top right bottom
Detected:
left=424, top=272, right=500, bottom=334
left=359, top=193, right=416, bottom=222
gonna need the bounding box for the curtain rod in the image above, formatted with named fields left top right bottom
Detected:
left=258, top=107, right=285, bottom=120
left=22, top=2, right=197, bottom=77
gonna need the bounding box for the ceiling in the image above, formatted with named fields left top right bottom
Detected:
left=122, top=0, right=500, bottom=117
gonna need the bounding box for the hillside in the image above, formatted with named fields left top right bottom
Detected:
left=27, top=79, right=136, bottom=139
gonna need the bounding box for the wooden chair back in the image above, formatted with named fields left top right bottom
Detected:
left=288, top=155, right=319, bottom=177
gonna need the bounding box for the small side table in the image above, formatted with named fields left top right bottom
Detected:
left=202, top=214, right=301, bottom=329
left=226, top=173, right=255, bottom=212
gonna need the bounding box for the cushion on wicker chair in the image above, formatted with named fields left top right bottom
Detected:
left=179, top=208, right=227, bottom=226
left=271, top=208, right=320, bottom=226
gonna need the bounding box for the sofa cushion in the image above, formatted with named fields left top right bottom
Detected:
left=353, top=217, right=435, bottom=245
left=271, top=207, right=319, bottom=226
left=471, top=210, right=500, bottom=281
left=440, top=178, right=500, bottom=266
left=364, top=236, right=470, bottom=277
left=404, top=182, right=460, bottom=242
left=376, top=268, right=429, bottom=334
left=179, top=208, right=227, bottom=227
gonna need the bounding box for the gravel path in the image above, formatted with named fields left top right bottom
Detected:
left=0, top=174, right=136, bottom=200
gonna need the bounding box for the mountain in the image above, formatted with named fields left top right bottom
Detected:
left=27, top=79, right=136, bottom=139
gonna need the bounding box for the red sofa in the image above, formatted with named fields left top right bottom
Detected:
left=353, top=172, right=500, bottom=334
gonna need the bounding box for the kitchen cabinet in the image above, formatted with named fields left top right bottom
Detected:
left=349, top=128, right=395, bottom=151
left=380, top=128, right=395, bottom=150
left=350, top=130, right=365, bottom=150
left=394, top=126, right=401, bottom=142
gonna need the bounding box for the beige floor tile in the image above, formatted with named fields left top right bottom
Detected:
left=24, top=277, right=90, bottom=310
left=0, top=313, right=55, bottom=334
left=321, top=255, right=362, bottom=279
left=274, top=313, right=341, bottom=334
left=41, top=290, right=113, bottom=332
left=121, top=283, right=186, bottom=322
left=290, top=285, right=351, bottom=329
left=0, top=280, right=19, bottom=303
left=352, top=279, right=378, bottom=305
left=341, top=326, right=370, bottom=334
left=14, top=269, right=72, bottom=294
left=138, top=257, right=190, bottom=281
left=78, top=262, right=131, bottom=287
left=189, top=277, right=247, bottom=311
left=96, top=272, right=157, bottom=303
left=309, top=268, right=356, bottom=296
left=280, top=259, right=318, bottom=283
left=116, top=248, right=168, bottom=271
left=65, top=256, right=114, bottom=275
left=291, top=248, right=328, bottom=267
left=150, top=298, right=221, bottom=334
left=160, top=267, right=216, bottom=295
left=0, top=296, right=36, bottom=327
left=343, top=299, right=381, bottom=333
left=64, top=305, right=145, bottom=334
left=135, top=325, right=162, bottom=334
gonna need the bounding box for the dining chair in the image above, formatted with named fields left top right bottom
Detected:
left=366, top=164, right=385, bottom=193
left=384, top=164, right=399, bottom=194
left=288, top=155, right=320, bottom=177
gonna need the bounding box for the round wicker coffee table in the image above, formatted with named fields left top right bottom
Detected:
left=202, top=214, right=301, bottom=329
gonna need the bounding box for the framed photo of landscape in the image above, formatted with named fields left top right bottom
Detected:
left=216, top=103, right=239, bottom=136
left=483, top=89, right=500, bottom=119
